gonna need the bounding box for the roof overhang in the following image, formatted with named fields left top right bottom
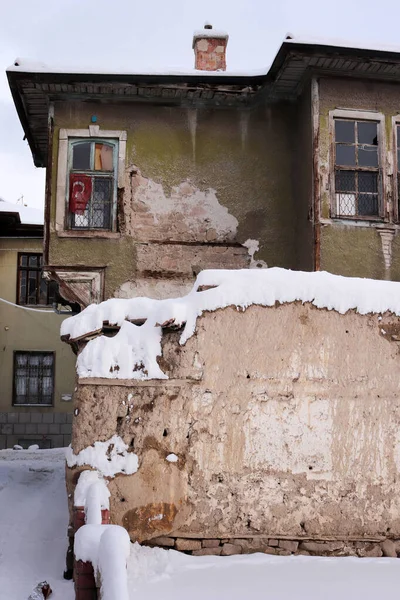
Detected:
left=8, top=38, right=400, bottom=167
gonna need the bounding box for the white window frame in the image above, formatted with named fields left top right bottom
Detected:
left=329, top=109, right=386, bottom=221
left=56, top=125, right=127, bottom=237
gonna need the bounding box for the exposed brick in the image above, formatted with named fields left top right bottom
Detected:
left=30, top=413, right=43, bottom=424
left=268, top=539, right=279, bottom=547
left=278, top=549, right=291, bottom=556
left=300, top=541, right=344, bottom=554
left=279, top=540, right=299, bottom=552
left=1, top=424, right=12, bottom=435
left=66, top=413, right=73, bottom=424
left=150, top=536, right=175, bottom=547
left=61, top=423, right=72, bottom=435
left=18, top=413, right=30, bottom=424
left=42, top=413, right=54, bottom=424
left=192, top=547, right=222, bottom=556
left=263, top=547, right=279, bottom=555
left=25, top=424, right=38, bottom=435
left=175, top=538, right=202, bottom=552
left=49, top=423, right=60, bottom=435
left=37, top=424, right=49, bottom=435
left=7, top=413, right=18, bottom=424
left=0, top=413, right=7, bottom=424
left=202, top=539, right=220, bottom=548
left=0, top=435, right=6, bottom=449
left=381, top=540, right=397, bottom=557
left=357, top=544, right=383, bottom=558
left=221, top=543, right=242, bottom=556
left=54, top=413, right=67, bottom=424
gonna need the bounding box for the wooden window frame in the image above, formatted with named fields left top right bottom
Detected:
left=13, top=351, right=55, bottom=407
left=55, top=125, right=126, bottom=238
left=17, top=252, right=56, bottom=306
left=329, top=109, right=386, bottom=221
left=392, top=115, right=400, bottom=222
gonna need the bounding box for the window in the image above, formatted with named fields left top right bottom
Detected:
left=13, top=352, right=55, bottom=406
left=67, top=139, right=117, bottom=230
left=334, top=118, right=381, bottom=219
left=17, top=253, right=58, bottom=306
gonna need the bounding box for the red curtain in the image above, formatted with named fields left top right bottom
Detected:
left=69, top=174, right=92, bottom=214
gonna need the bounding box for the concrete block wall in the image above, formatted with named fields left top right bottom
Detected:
left=0, top=411, right=72, bottom=448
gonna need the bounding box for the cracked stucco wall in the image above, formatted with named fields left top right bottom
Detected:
left=68, top=302, right=400, bottom=542
left=49, top=100, right=301, bottom=300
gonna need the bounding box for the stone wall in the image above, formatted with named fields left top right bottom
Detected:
left=0, top=412, right=72, bottom=449
left=67, top=302, right=400, bottom=555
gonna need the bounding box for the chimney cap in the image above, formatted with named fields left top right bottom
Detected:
left=192, top=25, right=229, bottom=49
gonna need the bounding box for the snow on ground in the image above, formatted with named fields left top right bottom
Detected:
left=0, top=448, right=74, bottom=599
left=1, top=447, right=400, bottom=600
left=127, top=543, right=400, bottom=600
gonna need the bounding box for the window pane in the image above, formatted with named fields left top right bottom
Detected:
left=28, top=255, right=38, bottom=267
left=28, top=271, right=38, bottom=304
left=398, top=126, right=400, bottom=149
left=92, top=178, right=112, bottom=228
left=335, top=170, right=355, bottom=192
left=19, top=270, right=27, bottom=304
left=357, top=122, right=378, bottom=145
left=335, top=120, right=355, bottom=143
left=358, top=172, right=378, bottom=194
left=14, top=352, right=53, bottom=405
left=95, top=144, right=113, bottom=171
left=358, top=194, right=378, bottom=216
left=39, top=277, right=48, bottom=305
left=72, top=142, right=91, bottom=170
left=48, top=280, right=58, bottom=305
left=397, top=149, right=400, bottom=170
left=358, top=147, right=378, bottom=167
left=336, top=193, right=356, bottom=216
left=20, top=254, right=28, bottom=266
left=336, top=145, right=356, bottom=166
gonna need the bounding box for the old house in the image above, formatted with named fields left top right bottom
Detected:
left=9, top=30, right=400, bottom=308
left=7, top=29, right=400, bottom=569
left=0, top=199, right=75, bottom=448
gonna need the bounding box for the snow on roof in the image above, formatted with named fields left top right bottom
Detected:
left=61, top=267, right=400, bottom=381
left=8, top=57, right=264, bottom=78
left=0, top=199, right=43, bottom=225
left=284, top=33, right=400, bottom=55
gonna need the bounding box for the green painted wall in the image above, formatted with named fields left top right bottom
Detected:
left=0, top=239, right=75, bottom=413
left=50, top=98, right=311, bottom=297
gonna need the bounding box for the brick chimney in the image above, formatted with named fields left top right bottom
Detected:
left=193, top=23, right=229, bottom=71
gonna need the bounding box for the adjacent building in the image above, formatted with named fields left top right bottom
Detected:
left=0, top=200, right=75, bottom=448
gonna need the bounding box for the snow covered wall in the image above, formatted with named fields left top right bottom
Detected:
left=65, top=269, right=400, bottom=556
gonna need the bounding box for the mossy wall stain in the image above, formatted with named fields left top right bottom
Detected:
left=50, top=98, right=308, bottom=298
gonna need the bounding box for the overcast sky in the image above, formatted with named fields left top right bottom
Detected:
left=2, top=0, right=400, bottom=211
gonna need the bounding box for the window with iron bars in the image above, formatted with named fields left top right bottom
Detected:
left=13, top=351, right=55, bottom=406
left=17, top=253, right=58, bottom=306
left=67, top=139, right=117, bottom=230
left=334, top=119, right=381, bottom=219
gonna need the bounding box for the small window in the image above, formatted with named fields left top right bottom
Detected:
left=334, top=119, right=380, bottom=219
left=13, top=351, right=55, bottom=406
left=67, top=139, right=117, bottom=230
left=17, top=253, right=58, bottom=306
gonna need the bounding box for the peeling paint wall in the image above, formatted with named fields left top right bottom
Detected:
left=49, top=100, right=304, bottom=302
left=68, top=302, right=400, bottom=545
left=318, top=77, right=400, bottom=280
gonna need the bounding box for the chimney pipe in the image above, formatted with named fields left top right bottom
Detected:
left=192, top=24, right=229, bottom=71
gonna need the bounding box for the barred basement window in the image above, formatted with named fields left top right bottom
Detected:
left=13, top=351, right=55, bottom=406
left=67, top=139, right=117, bottom=230
left=17, top=253, right=58, bottom=306
left=334, top=119, right=381, bottom=219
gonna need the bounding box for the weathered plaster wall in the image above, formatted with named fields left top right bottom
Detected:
left=68, top=302, right=400, bottom=546
left=318, top=77, right=400, bottom=280
left=50, top=100, right=303, bottom=300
